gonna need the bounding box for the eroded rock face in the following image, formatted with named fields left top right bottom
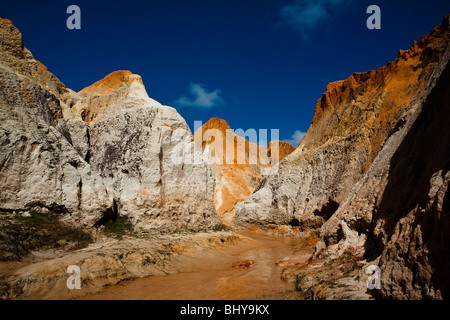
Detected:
left=0, top=17, right=221, bottom=233
left=193, top=118, right=296, bottom=222
left=194, top=118, right=270, bottom=222
left=70, top=73, right=219, bottom=232
left=315, top=32, right=450, bottom=299
left=234, top=15, right=450, bottom=299
left=235, top=16, right=450, bottom=232
left=0, top=18, right=110, bottom=226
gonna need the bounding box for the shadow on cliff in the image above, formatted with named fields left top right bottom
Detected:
left=364, top=59, right=450, bottom=299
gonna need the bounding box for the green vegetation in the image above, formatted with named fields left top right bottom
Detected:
left=18, top=211, right=92, bottom=246
left=0, top=210, right=93, bottom=261
left=102, top=215, right=134, bottom=238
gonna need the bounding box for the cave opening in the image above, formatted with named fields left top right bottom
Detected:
left=290, top=217, right=300, bottom=227
left=313, top=199, right=340, bottom=221
left=94, top=198, right=118, bottom=227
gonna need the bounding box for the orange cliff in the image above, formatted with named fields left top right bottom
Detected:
left=194, top=118, right=268, bottom=221
left=194, top=118, right=296, bottom=223
left=300, top=14, right=450, bottom=170
left=268, top=141, right=296, bottom=164
left=234, top=14, right=450, bottom=231
left=78, top=70, right=138, bottom=96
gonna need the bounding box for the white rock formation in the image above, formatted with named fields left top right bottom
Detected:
left=0, top=18, right=221, bottom=233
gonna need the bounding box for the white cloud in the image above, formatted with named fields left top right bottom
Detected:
left=280, top=0, right=354, bottom=39
left=285, top=130, right=306, bottom=147
left=174, top=83, right=225, bottom=108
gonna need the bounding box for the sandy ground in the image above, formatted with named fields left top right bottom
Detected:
left=1, top=227, right=320, bottom=300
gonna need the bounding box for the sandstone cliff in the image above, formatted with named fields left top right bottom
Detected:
left=194, top=118, right=269, bottom=222
left=236, top=15, right=450, bottom=299
left=193, top=118, right=296, bottom=223
left=314, top=21, right=450, bottom=299
left=0, top=17, right=221, bottom=233
left=235, top=16, right=450, bottom=231
left=0, top=18, right=110, bottom=226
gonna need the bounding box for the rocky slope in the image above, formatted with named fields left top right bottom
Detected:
left=0, top=17, right=221, bottom=233
left=314, top=27, right=450, bottom=299
left=237, top=15, right=450, bottom=299
left=235, top=16, right=450, bottom=231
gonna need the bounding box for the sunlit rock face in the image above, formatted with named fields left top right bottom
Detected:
left=0, top=17, right=221, bottom=233
left=194, top=118, right=274, bottom=224
left=237, top=14, right=450, bottom=300
left=235, top=15, right=450, bottom=230
left=315, top=16, right=450, bottom=300
left=0, top=17, right=110, bottom=226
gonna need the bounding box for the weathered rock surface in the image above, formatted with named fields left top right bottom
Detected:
left=0, top=17, right=221, bottom=233
left=315, top=21, right=450, bottom=299
left=282, top=254, right=373, bottom=300
left=235, top=16, right=450, bottom=233
left=236, top=15, right=450, bottom=300
left=194, top=118, right=275, bottom=223
left=63, top=71, right=220, bottom=232
left=0, top=18, right=110, bottom=226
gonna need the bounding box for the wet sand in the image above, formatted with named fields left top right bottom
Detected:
left=84, top=231, right=313, bottom=300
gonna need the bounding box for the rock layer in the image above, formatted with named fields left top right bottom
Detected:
left=315, top=30, right=450, bottom=299
left=194, top=118, right=270, bottom=219
left=0, top=17, right=221, bottom=233
left=235, top=16, right=450, bottom=231
left=236, top=14, right=450, bottom=299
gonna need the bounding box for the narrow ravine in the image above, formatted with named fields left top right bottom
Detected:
left=83, top=231, right=314, bottom=300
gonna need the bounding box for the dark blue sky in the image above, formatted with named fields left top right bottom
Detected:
left=1, top=0, right=449, bottom=145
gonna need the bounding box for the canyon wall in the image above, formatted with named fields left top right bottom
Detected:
left=194, top=118, right=295, bottom=223
left=315, top=31, right=450, bottom=299
left=0, top=17, right=221, bottom=233
left=235, top=16, right=450, bottom=230
left=236, top=15, right=450, bottom=299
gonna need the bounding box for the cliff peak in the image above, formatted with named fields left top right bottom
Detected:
left=78, top=70, right=142, bottom=96
left=201, top=117, right=232, bottom=132
left=64, top=70, right=163, bottom=124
